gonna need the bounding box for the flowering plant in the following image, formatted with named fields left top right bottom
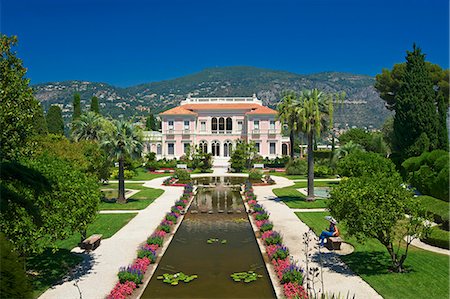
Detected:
left=263, top=231, right=282, bottom=245
left=266, top=244, right=282, bottom=257
left=260, top=222, right=274, bottom=233
left=118, top=267, right=144, bottom=284
left=248, top=199, right=257, bottom=206
left=160, top=219, right=173, bottom=226
left=143, top=244, right=159, bottom=252
left=137, top=247, right=157, bottom=262
left=256, top=219, right=270, bottom=228
left=281, top=264, right=304, bottom=285
left=272, top=258, right=291, bottom=279
left=132, top=257, right=151, bottom=272
left=261, top=230, right=276, bottom=240
left=271, top=246, right=289, bottom=261
left=283, top=282, right=308, bottom=299
left=165, top=213, right=178, bottom=222
left=147, top=235, right=164, bottom=247
left=159, top=224, right=171, bottom=233
left=107, top=281, right=136, bottom=299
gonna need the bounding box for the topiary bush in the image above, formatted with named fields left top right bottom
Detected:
left=174, top=169, right=191, bottom=182
left=248, top=169, right=263, bottom=182
left=337, top=151, right=398, bottom=178
left=285, top=159, right=307, bottom=175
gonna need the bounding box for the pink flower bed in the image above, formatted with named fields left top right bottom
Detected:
left=107, top=281, right=136, bottom=299
left=271, top=258, right=291, bottom=279
left=248, top=199, right=257, bottom=206
left=283, top=282, right=308, bottom=299
left=107, top=184, right=194, bottom=299
left=266, top=244, right=282, bottom=259
left=255, top=219, right=270, bottom=228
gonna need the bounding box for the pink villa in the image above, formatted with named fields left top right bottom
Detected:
left=144, top=95, right=290, bottom=161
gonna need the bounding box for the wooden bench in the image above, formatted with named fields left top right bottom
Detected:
left=326, top=236, right=343, bottom=250
left=253, top=163, right=264, bottom=169
left=176, top=164, right=188, bottom=169
left=80, top=234, right=103, bottom=251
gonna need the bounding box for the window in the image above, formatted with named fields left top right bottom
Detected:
left=270, top=142, right=276, bottom=155
left=237, top=121, right=243, bottom=131
left=184, top=143, right=190, bottom=154
left=254, top=120, right=260, bottom=130
left=212, top=141, right=220, bottom=156
left=270, top=120, right=275, bottom=130
left=200, top=121, right=206, bottom=132
left=168, top=120, right=174, bottom=130
left=219, top=117, right=225, bottom=131
left=168, top=143, right=174, bottom=155
left=226, top=117, right=232, bottom=131
left=184, top=120, right=189, bottom=130
left=157, top=144, right=162, bottom=155
left=199, top=140, right=208, bottom=153
left=255, top=142, right=260, bottom=153
left=212, top=117, right=217, bottom=132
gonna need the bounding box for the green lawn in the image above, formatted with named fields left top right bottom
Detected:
left=272, top=181, right=339, bottom=209
left=129, top=167, right=171, bottom=181
left=421, top=225, right=450, bottom=250
left=100, top=183, right=164, bottom=210
left=271, top=172, right=307, bottom=180
left=296, top=211, right=450, bottom=299
left=27, top=213, right=137, bottom=297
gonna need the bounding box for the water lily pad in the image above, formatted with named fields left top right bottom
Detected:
left=221, top=240, right=227, bottom=244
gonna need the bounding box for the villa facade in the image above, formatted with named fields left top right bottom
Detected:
left=144, top=95, right=289, bottom=159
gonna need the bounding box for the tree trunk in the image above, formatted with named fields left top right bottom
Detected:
left=385, top=242, right=404, bottom=272
left=300, top=135, right=304, bottom=159
left=117, top=157, right=126, bottom=204
left=289, top=130, right=295, bottom=159
left=306, top=131, right=315, bottom=201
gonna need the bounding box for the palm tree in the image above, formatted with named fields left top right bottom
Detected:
left=102, top=120, right=143, bottom=204
left=295, top=89, right=335, bottom=201
left=277, top=91, right=298, bottom=158
left=331, top=140, right=365, bottom=166
left=71, top=111, right=105, bottom=142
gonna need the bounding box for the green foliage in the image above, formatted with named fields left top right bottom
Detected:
left=230, top=141, right=257, bottom=172
left=230, top=271, right=262, bottom=283
left=33, top=104, right=48, bottom=136
left=421, top=225, right=449, bottom=250
left=174, top=169, right=190, bottom=182
left=388, top=45, right=443, bottom=160
left=46, top=105, right=64, bottom=135
left=72, top=111, right=111, bottom=142
left=157, top=272, right=198, bottom=285
left=111, top=169, right=135, bottom=180
left=137, top=249, right=157, bottom=262
left=0, top=234, right=32, bottom=299
left=402, top=150, right=449, bottom=201
left=329, top=175, right=429, bottom=272
left=145, top=114, right=158, bottom=131
left=90, top=96, right=99, bottom=114
left=338, top=129, right=388, bottom=155
left=189, top=146, right=212, bottom=172
left=248, top=169, right=263, bottom=181
left=118, top=270, right=143, bottom=284
left=0, top=34, right=40, bottom=161
left=0, top=153, right=101, bottom=256
left=337, top=151, right=397, bottom=178
left=72, top=93, right=81, bottom=120
left=147, top=236, right=164, bottom=247
left=263, top=233, right=282, bottom=245
left=286, top=158, right=307, bottom=175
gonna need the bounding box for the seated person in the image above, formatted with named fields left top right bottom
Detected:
left=319, top=217, right=339, bottom=247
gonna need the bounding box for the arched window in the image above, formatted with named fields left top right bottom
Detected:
left=157, top=144, right=162, bottom=155
left=199, top=140, right=208, bottom=153
left=282, top=144, right=288, bottom=156
left=212, top=117, right=217, bottom=132
left=226, top=117, right=232, bottom=131
left=224, top=140, right=232, bottom=157
left=219, top=117, right=225, bottom=131
left=212, top=141, right=220, bottom=156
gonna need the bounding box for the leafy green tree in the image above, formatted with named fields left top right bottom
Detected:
left=375, top=45, right=447, bottom=160
left=0, top=34, right=40, bottom=161
left=0, top=233, right=32, bottom=299
left=33, top=104, right=48, bottom=135
left=230, top=140, right=257, bottom=172
left=72, top=93, right=82, bottom=120
left=294, top=89, right=337, bottom=201
left=329, top=174, right=429, bottom=272
left=337, top=151, right=397, bottom=178
left=277, top=91, right=298, bottom=158
left=102, top=120, right=143, bottom=203
left=0, top=153, right=101, bottom=255
left=189, top=145, right=212, bottom=172
left=46, top=105, right=64, bottom=135
left=90, top=96, right=100, bottom=114
left=146, top=114, right=157, bottom=131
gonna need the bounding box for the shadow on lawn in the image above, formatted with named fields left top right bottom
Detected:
left=27, top=248, right=95, bottom=293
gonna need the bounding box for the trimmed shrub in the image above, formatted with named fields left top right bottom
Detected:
left=174, top=169, right=191, bottom=182
left=260, top=222, right=274, bottom=233
left=249, top=169, right=263, bottom=182
left=286, top=159, right=307, bottom=175
left=111, top=169, right=135, bottom=179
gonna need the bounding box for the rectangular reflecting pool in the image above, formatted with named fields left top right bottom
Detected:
left=140, top=181, right=276, bottom=299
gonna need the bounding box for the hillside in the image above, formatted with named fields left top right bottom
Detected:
left=32, top=66, right=391, bottom=128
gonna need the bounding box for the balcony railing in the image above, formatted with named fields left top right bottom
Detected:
left=252, top=129, right=260, bottom=134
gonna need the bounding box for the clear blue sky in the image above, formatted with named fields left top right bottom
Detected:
left=2, top=0, right=449, bottom=87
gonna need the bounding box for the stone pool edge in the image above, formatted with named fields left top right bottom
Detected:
left=133, top=187, right=198, bottom=299
left=241, top=189, right=284, bottom=299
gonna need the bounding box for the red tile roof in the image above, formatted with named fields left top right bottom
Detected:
left=245, top=106, right=278, bottom=115
left=159, top=106, right=197, bottom=115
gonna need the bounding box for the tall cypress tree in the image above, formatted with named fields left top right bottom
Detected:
left=46, top=105, right=64, bottom=135
left=90, top=96, right=100, bottom=114
left=393, top=45, right=440, bottom=159
left=146, top=114, right=156, bottom=131
left=33, top=104, right=48, bottom=135
left=73, top=93, right=81, bottom=121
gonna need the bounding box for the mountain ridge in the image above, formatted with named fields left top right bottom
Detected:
left=32, top=65, right=391, bottom=128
